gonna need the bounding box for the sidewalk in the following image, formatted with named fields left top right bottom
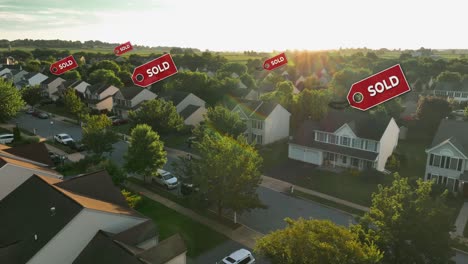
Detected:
left=454, top=202, right=468, bottom=237
left=125, top=181, right=263, bottom=249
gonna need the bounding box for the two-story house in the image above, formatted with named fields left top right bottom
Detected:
left=84, top=83, right=119, bottom=112
left=231, top=100, right=291, bottom=145
left=159, top=91, right=207, bottom=126
left=113, top=86, right=157, bottom=119
left=425, top=119, right=468, bottom=195
left=24, top=72, right=49, bottom=87
left=289, top=110, right=400, bottom=171
left=41, top=76, right=66, bottom=100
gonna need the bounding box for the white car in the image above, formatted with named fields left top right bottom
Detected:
left=0, top=134, right=14, bottom=144
left=220, top=249, right=256, bottom=264
left=452, top=109, right=465, bottom=116
left=152, top=169, right=179, bottom=189
left=54, top=133, right=75, bottom=145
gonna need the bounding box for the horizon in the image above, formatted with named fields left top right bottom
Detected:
left=0, top=0, right=467, bottom=52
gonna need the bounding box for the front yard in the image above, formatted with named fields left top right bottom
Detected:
left=136, top=196, right=228, bottom=258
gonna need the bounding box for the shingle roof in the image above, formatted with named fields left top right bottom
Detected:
left=87, top=83, right=110, bottom=94
left=233, top=100, right=280, bottom=120
left=120, top=86, right=145, bottom=100
left=0, top=175, right=83, bottom=264
left=63, top=79, right=80, bottom=88
left=54, top=170, right=129, bottom=207
left=2, top=142, right=54, bottom=167
left=136, top=234, right=187, bottom=264
left=0, top=156, right=60, bottom=175
left=430, top=119, right=468, bottom=156
left=113, top=220, right=158, bottom=246
left=179, top=104, right=201, bottom=119
left=43, top=76, right=59, bottom=85
left=73, top=231, right=144, bottom=264
left=159, top=91, right=189, bottom=106
left=23, top=72, right=37, bottom=80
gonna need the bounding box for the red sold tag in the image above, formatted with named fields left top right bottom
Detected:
left=114, top=41, right=133, bottom=56
left=131, top=54, right=178, bottom=87
left=50, top=55, right=78, bottom=75
left=347, top=64, right=411, bottom=111
left=263, top=53, right=288, bottom=71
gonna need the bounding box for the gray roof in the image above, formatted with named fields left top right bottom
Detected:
left=0, top=175, right=82, bottom=264
left=179, top=104, right=201, bottom=119
left=430, top=119, right=468, bottom=156
left=63, top=79, right=80, bottom=88
left=233, top=100, right=280, bottom=120
left=3, top=142, right=54, bottom=167
left=113, top=220, right=158, bottom=246
left=292, top=119, right=379, bottom=161
left=159, top=91, right=189, bottom=106
left=120, top=86, right=146, bottom=100
left=88, top=83, right=111, bottom=94
left=136, top=234, right=187, bottom=264
left=23, top=72, right=37, bottom=80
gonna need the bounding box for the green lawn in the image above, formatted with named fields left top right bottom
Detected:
left=37, top=104, right=76, bottom=120
left=45, top=140, right=76, bottom=154
left=136, top=196, right=228, bottom=257
left=258, top=140, right=289, bottom=172
left=161, top=133, right=190, bottom=149
left=293, top=190, right=365, bottom=217
left=394, top=139, right=430, bottom=181
left=110, top=123, right=132, bottom=135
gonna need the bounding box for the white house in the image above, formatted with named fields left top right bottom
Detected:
left=231, top=100, right=291, bottom=145
left=0, top=170, right=187, bottom=264
left=41, top=77, right=66, bottom=100
left=424, top=119, right=468, bottom=195
left=159, top=91, right=207, bottom=126
left=24, top=72, right=49, bottom=86
left=84, top=83, right=119, bottom=112
left=429, top=90, right=468, bottom=102
left=288, top=110, right=400, bottom=171
left=72, top=80, right=91, bottom=97
left=113, top=86, right=157, bottom=119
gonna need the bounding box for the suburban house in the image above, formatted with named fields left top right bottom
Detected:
left=24, top=72, right=49, bottom=87
left=0, top=144, right=63, bottom=200
left=41, top=76, right=66, bottom=100
left=0, top=64, right=22, bottom=77
left=113, top=86, right=157, bottom=119
left=57, top=79, right=82, bottom=98
left=425, top=119, right=468, bottom=195
left=0, top=170, right=187, bottom=264
left=11, top=69, right=29, bottom=84
left=0, top=142, right=54, bottom=167
left=427, top=81, right=468, bottom=102
left=289, top=110, right=400, bottom=171
left=70, top=80, right=91, bottom=98
left=231, top=100, right=291, bottom=145
left=84, top=83, right=119, bottom=112
left=159, top=91, right=207, bottom=126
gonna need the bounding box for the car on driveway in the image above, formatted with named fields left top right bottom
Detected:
left=67, top=141, right=86, bottom=152
left=32, top=111, right=49, bottom=119
left=109, top=116, right=129, bottom=126
left=0, top=134, right=14, bottom=144
left=219, top=249, right=256, bottom=264
left=54, top=133, right=75, bottom=145
left=152, top=169, right=179, bottom=189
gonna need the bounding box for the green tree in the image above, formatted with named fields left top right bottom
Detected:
left=189, top=132, right=264, bottom=215
left=197, top=105, right=246, bottom=137
left=304, top=75, right=321, bottom=90
left=121, top=189, right=142, bottom=209
left=23, top=60, right=41, bottom=72
left=382, top=97, right=404, bottom=119
left=260, top=81, right=294, bottom=110
left=20, top=85, right=42, bottom=108
left=62, top=70, right=81, bottom=80
left=0, top=78, right=25, bottom=122
left=436, top=71, right=462, bottom=83
left=124, top=124, right=167, bottom=183
left=81, top=114, right=119, bottom=157
left=88, top=69, right=124, bottom=87
left=128, top=99, right=183, bottom=134
left=358, top=174, right=454, bottom=264
left=216, top=62, right=247, bottom=78
left=416, top=96, right=452, bottom=128
left=255, top=218, right=382, bottom=264
left=90, top=60, right=121, bottom=75
left=240, top=73, right=257, bottom=89
left=330, top=67, right=372, bottom=99
left=464, top=106, right=468, bottom=119
left=63, top=88, right=87, bottom=121
left=117, top=70, right=133, bottom=86
left=292, top=89, right=330, bottom=127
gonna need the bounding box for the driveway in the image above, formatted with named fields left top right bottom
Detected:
left=188, top=240, right=270, bottom=264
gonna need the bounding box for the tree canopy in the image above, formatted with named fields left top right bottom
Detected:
left=0, top=78, right=25, bottom=122
left=196, top=105, right=247, bottom=137
left=81, top=114, right=119, bottom=157
left=416, top=96, right=452, bottom=128
left=88, top=69, right=124, bottom=87
left=63, top=88, right=87, bottom=121
left=128, top=98, right=183, bottom=134
left=20, top=85, right=42, bottom=107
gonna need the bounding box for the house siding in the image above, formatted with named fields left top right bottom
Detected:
left=376, top=118, right=399, bottom=171
left=425, top=143, right=466, bottom=180
left=176, top=94, right=205, bottom=113
left=288, top=143, right=324, bottom=165
left=93, top=96, right=114, bottom=111
left=27, top=209, right=146, bottom=264
left=263, top=104, right=290, bottom=144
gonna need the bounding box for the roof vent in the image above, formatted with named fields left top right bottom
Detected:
left=50, top=207, right=56, bottom=216
left=34, top=234, right=38, bottom=241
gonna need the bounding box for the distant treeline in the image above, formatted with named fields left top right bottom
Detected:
left=0, top=39, right=201, bottom=52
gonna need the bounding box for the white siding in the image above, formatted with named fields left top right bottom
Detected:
left=263, top=105, right=291, bottom=144
left=130, top=89, right=157, bottom=107
left=425, top=142, right=466, bottom=179
left=184, top=106, right=206, bottom=126
left=27, top=209, right=146, bottom=264
left=334, top=124, right=357, bottom=138
left=165, top=253, right=187, bottom=264
left=176, top=94, right=205, bottom=113
left=376, top=118, right=399, bottom=171
left=28, top=73, right=48, bottom=86
left=0, top=165, right=62, bottom=200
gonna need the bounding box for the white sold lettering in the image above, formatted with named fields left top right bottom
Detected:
left=271, top=56, right=284, bottom=66
left=59, top=60, right=74, bottom=70
left=146, top=62, right=170, bottom=77
left=367, top=76, right=399, bottom=97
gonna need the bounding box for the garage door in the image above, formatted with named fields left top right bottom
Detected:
left=289, top=146, right=304, bottom=161
left=305, top=150, right=320, bottom=165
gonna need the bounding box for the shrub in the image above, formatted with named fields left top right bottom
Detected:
left=121, top=189, right=142, bottom=209
left=12, top=126, right=22, bottom=142
left=348, top=168, right=361, bottom=177
left=386, top=154, right=401, bottom=171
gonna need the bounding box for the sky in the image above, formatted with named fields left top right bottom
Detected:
left=0, top=0, right=467, bottom=52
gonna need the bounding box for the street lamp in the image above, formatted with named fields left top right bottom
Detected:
left=49, top=121, right=54, bottom=139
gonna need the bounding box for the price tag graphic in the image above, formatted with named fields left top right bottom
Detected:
left=114, top=41, right=133, bottom=56
left=50, top=55, right=78, bottom=75
left=263, top=53, right=288, bottom=71
left=347, top=64, right=411, bottom=111
left=131, top=54, right=178, bottom=87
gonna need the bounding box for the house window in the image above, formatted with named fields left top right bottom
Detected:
left=445, top=157, right=450, bottom=169
left=458, top=159, right=463, bottom=171
left=366, top=140, right=377, bottom=152
left=317, top=132, right=327, bottom=142
left=429, top=154, right=434, bottom=165
left=252, top=120, right=263, bottom=129
left=455, top=92, right=461, bottom=98
left=329, top=134, right=337, bottom=144
left=462, top=93, right=468, bottom=98
left=433, top=155, right=441, bottom=167
left=352, top=139, right=362, bottom=149
left=342, top=156, right=347, bottom=163
left=253, top=134, right=263, bottom=144
left=341, top=137, right=350, bottom=146
left=450, top=158, right=458, bottom=170
left=351, top=158, right=359, bottom=167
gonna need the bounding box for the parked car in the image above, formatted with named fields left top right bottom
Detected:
left=32, top=111, right=49, bottom=119
left=54, top=133, right=75, bottom=145
left=49, top=151, right=66, bottom=165
left=0, top=134, right=14, bottom=144
left=219, top=249, right=255, bottom=264
left=152, top=169, right=179, bottom=189
left=67, top=141, right=86, bottom=152
left=109, top=116, right=129, bottom=126
left=452, top=109, right=466, bottom=117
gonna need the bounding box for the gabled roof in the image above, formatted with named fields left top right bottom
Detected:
left=0, top=175, right=83, bottom=264
left=179, top=104, right=202, bottom=119
left=43, top=76, right=61, bottom=85
left=136, top=234, right=187, bottom=264
left=159, top=91, right=189, bottom=106
left=63, top=79, right=80, bottom=88
left=429, top=119, right=468, bottom=156
left=23, top=72, right=38, bottom=80
left=232, top=100, right=280, bottom=120
left=120, top=86, right=146, bottom=100
left=2, top=142, right=54, bottom=167
left=87, top=83, right=111, bottom=94
left=113, top=220, right=158, bottom=246
left=54, top=170, right=129, bottom=207
left=0, top=156, right=59, bottom=175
